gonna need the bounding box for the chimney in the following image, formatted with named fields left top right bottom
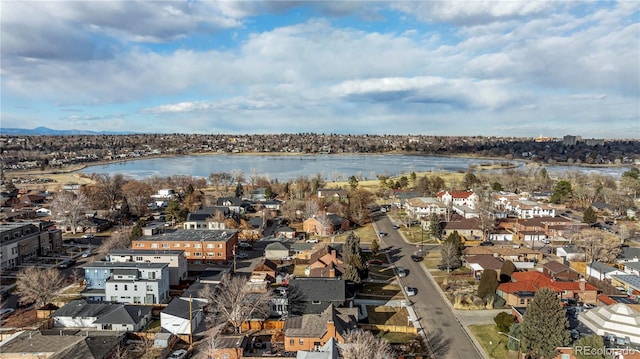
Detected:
left=329, top=266, right=335, bottom=278
left=579, top=278, right=586, bottom=293
left=327, top=320, right=335, bottom=337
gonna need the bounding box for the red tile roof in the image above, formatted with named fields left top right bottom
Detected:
left=498, top=271, right=597, bottom=294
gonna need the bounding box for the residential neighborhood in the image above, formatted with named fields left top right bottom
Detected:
left=1, top=149, right=640, bottom=359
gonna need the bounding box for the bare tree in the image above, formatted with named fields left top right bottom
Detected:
left=303, top=200, right=320, bottom=219
left=51, top=190, right=89, bottom=234
left=440, top=241, right=461, bottom=272
left=205, top=275, right=273, bottom=334
left=15, top=267, right=65, bottom=307
left=121, top=180, right=154, bottom=218
left=341, top=329, right=395, bottom=359
left=97, top=228, right=132, bottom=256
left=572, top=228, right=622, bottom=263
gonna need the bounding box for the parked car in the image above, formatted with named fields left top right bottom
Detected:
left=59, top=259, right=76, bottom=268
left=238, top=241, right=253, bottom=249
left=410, top=255, right=423, bottom=262
left=306, top=238, right=319, bottom=243
left=479, top=241, right=494, bottom=246
left=81, top=250, right=93, bottom=258
left=0, top=308, right=15, bottom=317
left=378, top=231, right=388, bottom=237
left=397, top=266, right=407, bottom=277
left=366, top=259, right=383, bottom=266
left=168, top=349, right=188, bottom=359
left=81, top=234, right=94, bottom=239
left=392, top=224, right=400, bottom=229
left=235, top=252, right=249, bottom=259
left=405, top=287, right=417, bottom=296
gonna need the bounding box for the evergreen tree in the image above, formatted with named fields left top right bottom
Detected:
left=343, top=264, right=361, bottom=284
left=348, top=176, right=359, bottom=191
left=551, top=180, right=572, bottom=204
left=343, top=233, right=363, bottom=270
left=130, top=220, right=144, bottom=240
left=494, top=312, right=516, bottom=333
left=507, top=323, right=521, bottom=351
left=370, top=238, right=380, bottom=254
left=477, top=269, right=499, bottom=299
left=521, top=288, right=570, bottom=359
left=499, top=260, right=516, bottom=283
left=444, top=231, right=465, bottom=254
left=428, top=213, right=442, bottom=240
left=582, top=207, right=597, bottom=224
left=185, top=183, right=195, bottom=196
left=265, top=185, right=273, bottom=199
left=492, top=182, right=503, bottom=191
left=235, top=182, right=244, bottom=198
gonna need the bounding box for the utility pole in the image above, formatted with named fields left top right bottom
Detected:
left=233, top=244, right=237, bottom=273
left=189, top=295, right=193, bottom=347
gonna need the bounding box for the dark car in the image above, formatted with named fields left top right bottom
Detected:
left=59, top=259, right=76, bottom=268
left=479, top=241, right=494, bottom=246
left=410, top=255, right=423, bottom=262
left=366, top=259, right=383, bottom=266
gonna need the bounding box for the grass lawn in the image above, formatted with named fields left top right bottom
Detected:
left=378, top=331, right=419, bottom=344
left=366, top=306, right=409, bottom=326
left=332, top=224, right=378, bottom=243
left=468, top=324, right=519, bottom=359
left=358, top=282, right=404, bottom=300
left=146, top=319, right=162, bottom=332
left=366, top=265, right=396, bottom=281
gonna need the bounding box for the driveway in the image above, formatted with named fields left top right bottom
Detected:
left=375, top=213, right=486, bottom=359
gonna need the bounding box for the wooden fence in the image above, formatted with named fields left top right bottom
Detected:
left=359, top=323, right=417, bottom=334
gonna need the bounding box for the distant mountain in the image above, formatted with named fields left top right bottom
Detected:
left=0, top=127, right=134, bottom=135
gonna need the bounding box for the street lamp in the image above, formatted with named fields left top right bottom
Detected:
left=498, top=331, right=521, bottom=359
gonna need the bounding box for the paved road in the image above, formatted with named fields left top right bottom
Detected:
left=375, top=213, right=485, bottom=359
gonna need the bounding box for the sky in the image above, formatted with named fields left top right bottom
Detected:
left=1, top=1, right=639, bottom=138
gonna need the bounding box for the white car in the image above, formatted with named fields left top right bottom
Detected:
left=397, top=266, right=407, bottom=277
left=0, top=308, right=15, bottom=317
left=168, top=349, right=188, bottom=359
left=306, top=238, right=319, bottom=243
left=405, top=286, right=417, bottom=296
left=82, top=250, right=93, bottom=258
left=81, top=234, right=94, bottom=239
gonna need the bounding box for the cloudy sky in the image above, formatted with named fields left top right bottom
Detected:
left=1, top=1, right=639, bottom=138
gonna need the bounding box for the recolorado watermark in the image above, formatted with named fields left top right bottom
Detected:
left=574, top=346, right=640, bottom=357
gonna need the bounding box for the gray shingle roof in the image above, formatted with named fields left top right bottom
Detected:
left=288, top=278, right=346, bottom=302
left=162, top=297, right=206, bottom=320
left=589, top=261, right=618, bottom=274
left=284, top=304, right=357, bottom=338
left=93, top=305, right=152, bottom=325
left=52, top=300, right=121, bottom=318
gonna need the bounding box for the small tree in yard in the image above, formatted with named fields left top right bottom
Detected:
left=500, top=260, right=516, bottom=283
left=573, top=335, right=607, bottom=359
left=15, top=267, right=65, bottom=307
left=494, top=312, right=517, bottom=333
left=477, top=269, right=499, bottom=299
left=582, top=207, right=597, bottom=224
left=440, top=240, right=461, bottom=272
left=370, top=238, right=380, bottom=254
left=341, top=329, right=395, bottom=359
left=521, top=288, right=570, bottom=359
left=202, top=275, right=272, bottom=334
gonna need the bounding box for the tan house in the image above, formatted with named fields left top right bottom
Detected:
left=308, top=246, right=345, bottom=278
left=252, top=259, right=278, bottom=283
left=463, top=246, right=543, bottom=263
left=443, top=218, right=484, bottom=241
left=284, top=304, right=357, bottom=352
left=303, top=214, right=349, bottom=237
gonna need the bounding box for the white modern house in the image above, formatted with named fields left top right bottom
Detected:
left=437, top=190, right=478, bottom=209
left=108, top=248, right=187, bottom=286
left=160, top=297, right=206, bottom=336
left=83, top=262, right=170, bottom=305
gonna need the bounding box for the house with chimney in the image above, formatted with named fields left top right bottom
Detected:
left=306, top=245, right=345, bottom=278
left=283, top=304, right=358, bottom=352
left=497, top=271, right=598, bottom=307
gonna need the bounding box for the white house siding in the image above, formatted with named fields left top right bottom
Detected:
left=160, top=312, right=203, bottom=336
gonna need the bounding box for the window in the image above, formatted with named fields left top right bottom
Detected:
left=299, top=339, right=304, bottom=345
left=184, top=243, right=190, bottom=248
left=134, top=297, right=141, bottom=304
left=206, top=244, right=214, bottom=248
left=289, top=340, right=294, bottom=346
left=194, top=252, right=202, bottom=257
left=218, top=253, right=222, bottom=257
left=136, top=243, right=144, bottom=247
left=312, top=300, right=321, bottom=304
left=146, top=285, right=153, bottom=291
left=520, top=298, right=525, bottom=305
left=114, top=285, right=118, bottom=290
left=185, top=252, right=191, bottom=257
left=151, top=243, right=158, bottom=248
left=162, top=243, right=169, bottom=248
left=124, top=285, right=128, bottom=291
left=173, top=243, right=180, bottom=248
left=194, top=244, right=202, bottom=248
left=110, top=296, right=118, bottom=302
left=217, top=244, right=223, bottom=248
left=148, top=272, right=156, bottom=279
left=134, top=285, right=138, bottom=291
left=207, top=253, right=214, bottom=257
left=135, top=256, right=143, bottom=261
